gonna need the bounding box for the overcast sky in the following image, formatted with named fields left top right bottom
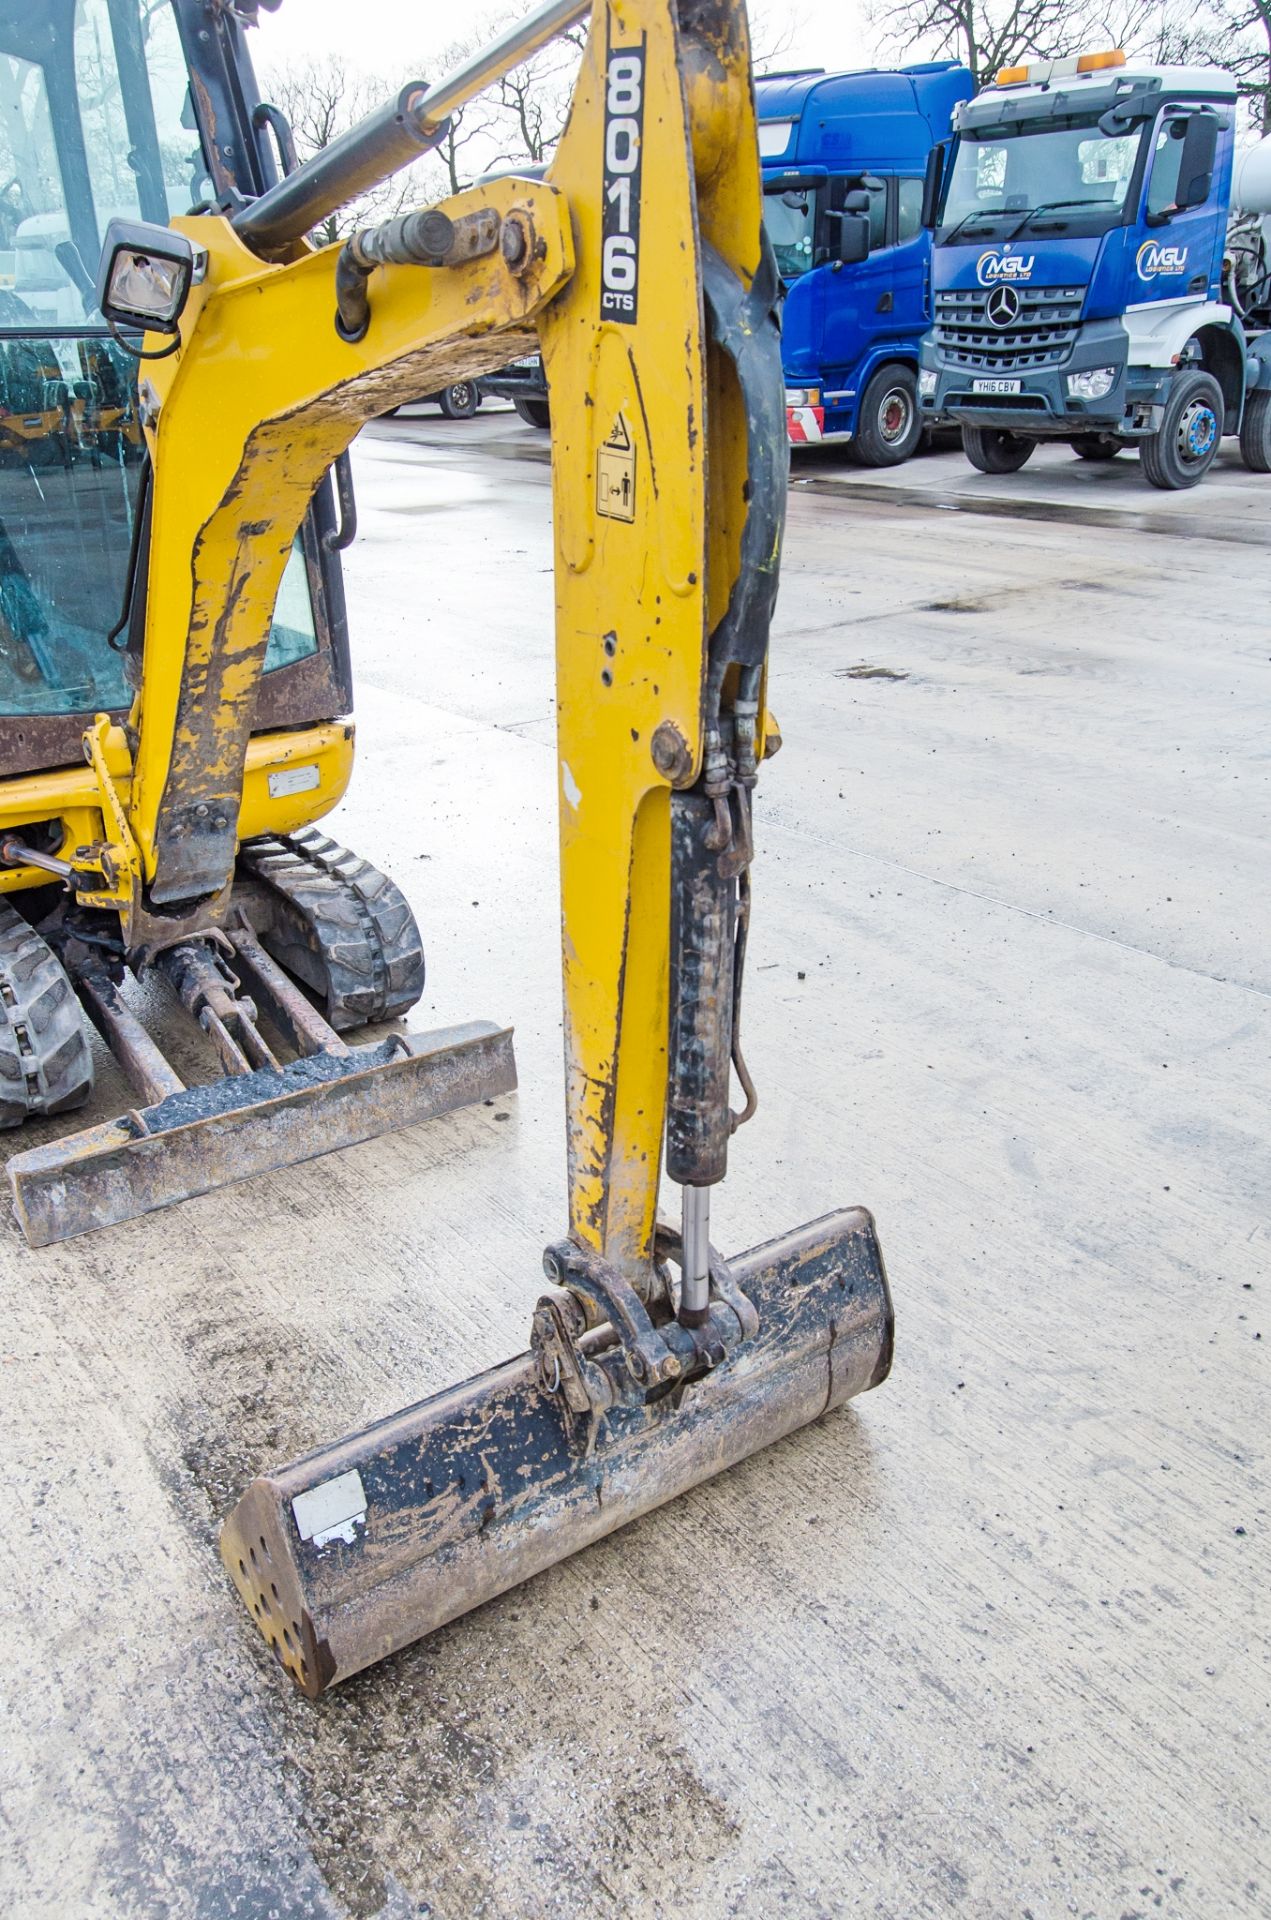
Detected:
left=250, top=0, right=898, bottom=88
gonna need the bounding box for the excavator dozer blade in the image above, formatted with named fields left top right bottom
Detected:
left=7, top=1020, right=515, bottom=1247
left=222, top=1207, right=893, bottom=1697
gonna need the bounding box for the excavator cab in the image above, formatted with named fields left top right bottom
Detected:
left=0, top=0, right=349, bottom=773
left=0, top=0, right=514, bottom=1243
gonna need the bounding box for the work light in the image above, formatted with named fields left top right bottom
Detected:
left=95, top=219, right=197, bottom=334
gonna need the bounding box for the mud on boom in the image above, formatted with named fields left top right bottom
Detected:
left=44, top=0, right=890, bottom=1694
left=919, top=49, right=1271, bottom=488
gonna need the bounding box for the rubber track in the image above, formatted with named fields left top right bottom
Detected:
left=0, top=900, right=94, bottom=1129
left=236, top=828, right=425, bottom=1033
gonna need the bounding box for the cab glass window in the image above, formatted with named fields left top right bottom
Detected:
left=762, top=186, right=816, bottom=280
left=1077, top=132, right=1137, bottom=205
left=897, top=177, right=925, bottom=243
left=1146, top=120, right=1190, bottom=220
left=0, top=2, right=317, bottom=718
left=862, top=182, right=887, bottom=250
left=1, top=1, right=208, bottom=329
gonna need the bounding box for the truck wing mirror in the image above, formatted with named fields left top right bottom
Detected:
left=837, top=213, right=870, bottom=265
left=1175, top=114, right=1219, bottom=210
left=842, top=189, right=871, bottom=214
left=921, top=142, right=946, bottom=230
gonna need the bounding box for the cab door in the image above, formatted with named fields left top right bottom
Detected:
left=817, top=175, right=931, bottom=392
left=885, top=176, right=931, bottom=345
left=0, top=0, right=351, bottom=778
left=816, top=176, right=889, bottom=386
left=1133, top=110, right=1225, bottom=308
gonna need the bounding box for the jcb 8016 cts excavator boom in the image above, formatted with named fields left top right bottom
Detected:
left=174, top=0, right=894, bottom=1694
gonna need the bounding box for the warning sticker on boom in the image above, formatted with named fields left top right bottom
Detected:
left=600, top=38, right=645, bottom=323
left=596, top=414, right=636, bottom=521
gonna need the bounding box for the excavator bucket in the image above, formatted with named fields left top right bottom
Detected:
left=223, top=1211, right=892, bottom=1696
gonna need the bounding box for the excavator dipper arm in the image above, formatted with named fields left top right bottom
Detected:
left=220, top=0, right=893, bottom=1694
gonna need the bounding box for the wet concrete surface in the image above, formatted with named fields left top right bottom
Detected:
left=0, top=407, right=1266, bottom=1919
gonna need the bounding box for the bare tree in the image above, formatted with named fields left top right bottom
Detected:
left=489, top=28, right=585, bottom=169
left=750, top=1, right=803, bottom=73
left=1148, top=0, right=1271, bottom=130
left=260, top=0, right=820, bottom=240
left=871, top=0, right=1173, bottom=88
left=261, top=56, right=454, bottom=239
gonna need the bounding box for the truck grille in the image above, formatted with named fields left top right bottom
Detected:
left=934, top=286, right=1085, bottom=373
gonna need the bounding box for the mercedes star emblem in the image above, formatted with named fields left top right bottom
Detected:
left=986, top=284, right=1021, bottom=326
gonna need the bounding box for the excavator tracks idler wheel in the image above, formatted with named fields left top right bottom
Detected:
left=0, top=901, right=94, bottom=1128
left=235, top=829, right=425, bottom=1032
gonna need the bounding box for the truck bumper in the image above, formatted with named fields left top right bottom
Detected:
left=919, top=319, right=1170, bottom=438
left=784, top=386, right=855, bottom=446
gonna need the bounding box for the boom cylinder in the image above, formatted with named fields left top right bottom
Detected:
left=232, top=85, right=449, bottom=257
left=232, top=0, right=591, bottom=258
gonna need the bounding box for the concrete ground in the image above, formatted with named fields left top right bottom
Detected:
left=0, top=407, right=1265, bottom=1920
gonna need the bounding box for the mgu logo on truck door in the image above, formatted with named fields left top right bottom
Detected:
left=977, top=249, right=1035, bottom=286
left=1136, top=240, right=1189, bottom=281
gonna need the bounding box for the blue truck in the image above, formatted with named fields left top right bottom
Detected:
left=918, top=50, right=1271, bottom=488
left=756, top=62, right=974, bottom=463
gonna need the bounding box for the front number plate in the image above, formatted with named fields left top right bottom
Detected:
left=972, top=378, right=1022, bottom=395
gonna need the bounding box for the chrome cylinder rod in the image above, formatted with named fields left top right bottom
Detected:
left=412, top=0, right=590, bottom=137
left=0, top=836, right=75, bottom=880
left=681, top=1184, right=711, bottom=1322
left=233, top=0, right=590, bottom=256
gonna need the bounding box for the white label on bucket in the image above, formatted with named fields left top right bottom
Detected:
left=268, top=763, right=321, bottom=799
left=292, top=1469, right=367, bottom=1548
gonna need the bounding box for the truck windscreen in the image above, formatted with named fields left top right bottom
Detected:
left=939, top=118, right=1142, bottom=242
left=763, top=186, right=816, bottom=281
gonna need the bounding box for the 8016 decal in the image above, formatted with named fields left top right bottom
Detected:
left=601, top=41, right=645, bottom=322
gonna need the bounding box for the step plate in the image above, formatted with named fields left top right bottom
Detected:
left=7, top=1020, right=516, bottom=1246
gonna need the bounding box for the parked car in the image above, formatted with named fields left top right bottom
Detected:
left=382, top=380, right=482, bottom=420
left=478, top=353, right=551, bottom=427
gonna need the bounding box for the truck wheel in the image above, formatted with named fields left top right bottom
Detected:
left=513, top=396, right=551, bottom=429
left=1071, top=434, right=1122, bottom=460
left=437, top=381, right=479, bottom=419
left=1140, top=370, right=1223, bottom=490
left=853, top=364, right=922, bottom=466
left=1238, top=389, right=1271, bottom=472
left=962, top=426, right=1035, bottom=474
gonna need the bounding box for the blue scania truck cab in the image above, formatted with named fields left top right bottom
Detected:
left=918, top=50, right=1271, bottom=489
left=757, top=62, right=974, bottom=464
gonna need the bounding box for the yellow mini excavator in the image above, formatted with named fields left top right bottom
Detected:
left=11, top=0, right=894, bottom=1689
left=0, top=0, right=517, bottom=1245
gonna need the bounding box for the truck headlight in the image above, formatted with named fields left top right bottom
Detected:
left=95, top=218, right=196, bottom=334
left=785, top=387, right=820, bottom=407
left=919, top=370, right=937, bottom=397
left=1066, top=366, right=1118, bottom=402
